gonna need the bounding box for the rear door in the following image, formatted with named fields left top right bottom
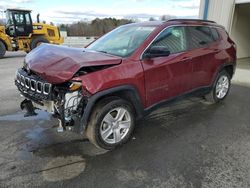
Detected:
left=186, top=26, right=221, bottom=89
left=141, top=26, right=193, bottom=107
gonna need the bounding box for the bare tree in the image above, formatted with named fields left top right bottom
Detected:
left=149, top=17, right=156, bottom=21
left=61, top=18, right=133, bottom=36
left=160, top=15, right=177, bottom=21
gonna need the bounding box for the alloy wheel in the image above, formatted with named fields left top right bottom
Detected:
left=215, top=75, right=229, bottom=99
left=100, top=107, right=131, bottom=144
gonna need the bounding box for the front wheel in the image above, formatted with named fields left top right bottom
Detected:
left=0, top=41, right=6, bottom=58
left=86, top=98, right=135, bottom=150
left=205, top=70, right=231, bottom=103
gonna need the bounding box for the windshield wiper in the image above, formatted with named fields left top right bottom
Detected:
left=97, top=50, right=108, bottom=54
left=95, top=50, right=121, bottom=57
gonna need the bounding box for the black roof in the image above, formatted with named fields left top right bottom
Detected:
left=167, top=19, right=216, bottom=23
left=5, top=9, right=31, bottom=12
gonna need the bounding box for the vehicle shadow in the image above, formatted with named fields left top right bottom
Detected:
left=28, top=96, right=219, bottom=160
left=8, top=95, right=228, bottom=186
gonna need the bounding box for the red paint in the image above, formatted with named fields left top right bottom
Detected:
left=25, top=44, right=122, bottom=84
left=25, top=20, right=236, bottom=109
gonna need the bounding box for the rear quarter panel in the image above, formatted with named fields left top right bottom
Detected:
left=210, top=28, right=237, bottom=82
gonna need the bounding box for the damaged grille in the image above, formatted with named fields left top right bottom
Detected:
left=15, top=69, right=53, bottom=101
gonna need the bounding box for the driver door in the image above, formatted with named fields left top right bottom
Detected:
left=141, top=26, right=193, bottom=107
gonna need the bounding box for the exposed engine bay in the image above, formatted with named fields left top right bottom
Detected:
left=15, top=68, right=88, bottom=133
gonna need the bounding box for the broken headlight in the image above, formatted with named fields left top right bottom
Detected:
left=69, top=81, right=82, bottom=92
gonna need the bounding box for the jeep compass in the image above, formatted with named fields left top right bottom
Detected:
left=15, top=19, right=236, bottom=150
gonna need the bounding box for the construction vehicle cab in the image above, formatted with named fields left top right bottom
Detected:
left=5, top=9, right=33, bottom=37
left=0, top=9, right=64, bottom=58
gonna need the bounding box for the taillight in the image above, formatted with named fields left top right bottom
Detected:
left=228, top=36, right=236, bottom=49
left=233, top=43, right=237, bottom=50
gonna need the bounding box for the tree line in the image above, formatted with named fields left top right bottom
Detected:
left=59, top=15, right=176, bottom=36
left=60, top=18, right=133, bottom=37
left=1, top=15, right=176, bottom=35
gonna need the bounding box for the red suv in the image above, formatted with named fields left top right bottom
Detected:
left=15, top=19, right=236, bottom=150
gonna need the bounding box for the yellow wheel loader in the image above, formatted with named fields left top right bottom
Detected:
left=0, top=9, right=64, bottom=58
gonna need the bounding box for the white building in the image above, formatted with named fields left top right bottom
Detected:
left=199, top=0, right=250, bottom=59
left=60, top=30, right=68, bottom=38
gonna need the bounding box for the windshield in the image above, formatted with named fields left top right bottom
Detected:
left=87, top=25, right=156, bottom=57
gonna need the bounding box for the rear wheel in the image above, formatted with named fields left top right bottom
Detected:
left=205, top=70, right=231, bottom=103
left=30, top=36, right=49, bottom=50
left=0, top=41, right=6, bottom=58
left=86, top=97, right=135, bottom=150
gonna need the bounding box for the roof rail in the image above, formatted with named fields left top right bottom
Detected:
left=167, top=19, right=216, bottom=23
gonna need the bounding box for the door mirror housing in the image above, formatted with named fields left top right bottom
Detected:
left=144, top=46, right=170, bottom=59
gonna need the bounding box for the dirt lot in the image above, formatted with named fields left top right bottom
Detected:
left=0, top=52, right=250, bottom=188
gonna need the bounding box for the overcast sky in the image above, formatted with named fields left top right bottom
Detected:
left=0, top=0, right=201, bottom=24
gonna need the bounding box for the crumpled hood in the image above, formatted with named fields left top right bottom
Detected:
left=25, top=44, right=122, bottom=84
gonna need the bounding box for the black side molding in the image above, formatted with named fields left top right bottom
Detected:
left=79, top=85, right=144, bottom=132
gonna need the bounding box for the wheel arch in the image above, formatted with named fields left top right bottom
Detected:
left=30, top=35, right=49, bottom=50
left=212, top=61, right=236, bottom=87
left=81, top=85, right=145, bottom=130
left=223, top=64, right=234, bottom=79
left=30, top=34, right=46, bottom=39
left=30, top=34, right=47, bottom=43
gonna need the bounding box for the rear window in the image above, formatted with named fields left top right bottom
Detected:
left=188, top=26, right=215, bottom=49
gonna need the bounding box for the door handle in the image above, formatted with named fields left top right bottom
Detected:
left=213, top=49, right=220, bottom=53
left=181, top=57, right=192, bottom=61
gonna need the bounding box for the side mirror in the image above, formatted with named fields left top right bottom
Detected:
left=144, top=46, right=170, bottom=58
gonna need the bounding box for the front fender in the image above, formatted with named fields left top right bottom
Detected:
left=80, top=85, right=144, bottom=132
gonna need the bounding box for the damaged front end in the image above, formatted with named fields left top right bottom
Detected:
left=15, top=68, right=89, bottom=133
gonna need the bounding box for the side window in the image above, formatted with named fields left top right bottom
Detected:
left=150, top=26, right=187, bottom=54
left=210, top=28, right=220, bottom=41
left=25, top=13, right=31, bottom=25
left=188, top=26, right=214, bottom=49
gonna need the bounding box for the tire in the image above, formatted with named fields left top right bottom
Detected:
left=30, top=36, right=49, bottom=50
left=86, top=97, right=135, bottom=150
left=205, top=70, right=231, bottom=103
left=0, top=41, right=6, bottom=58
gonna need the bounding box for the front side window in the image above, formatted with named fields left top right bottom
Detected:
left=188, top=26, right=214, bottom=49
left=87, top=25, right=156, bottom=57
left=149, top=26, right=187, bottom=54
